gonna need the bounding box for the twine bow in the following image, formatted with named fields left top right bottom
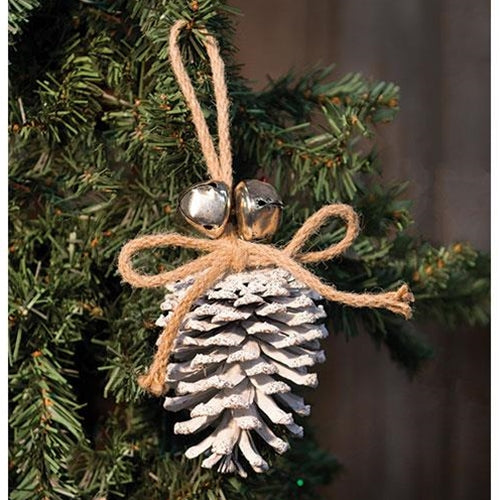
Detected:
left=117, top=20, right=414, bottom=397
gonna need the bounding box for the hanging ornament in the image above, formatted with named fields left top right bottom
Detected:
left=118, top=19, right=414, bottom=477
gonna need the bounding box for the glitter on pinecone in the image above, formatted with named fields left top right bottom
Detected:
left=156, top=268, right=327, bottom=476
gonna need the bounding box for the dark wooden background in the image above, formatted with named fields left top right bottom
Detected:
left=230, top=1, right=490, bottom=498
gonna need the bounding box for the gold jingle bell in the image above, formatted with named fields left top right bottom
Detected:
left=178, top=181, right=231, bottom=238
left=234, top=179, right=283, bottom=241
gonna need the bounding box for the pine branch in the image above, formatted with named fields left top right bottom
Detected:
left=9, top=350, right=84, bottom=499
left=8, top=0, right=41, bottom=44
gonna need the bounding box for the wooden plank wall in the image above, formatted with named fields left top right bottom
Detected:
left=230, top=1, right=490, bottom=499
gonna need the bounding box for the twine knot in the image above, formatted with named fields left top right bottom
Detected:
left=397, top=284, right=414, bottom=302
left=227, top=238, right=250, bottom=273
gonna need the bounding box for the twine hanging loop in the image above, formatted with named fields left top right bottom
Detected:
left=169, top=19, right=233, bottom=187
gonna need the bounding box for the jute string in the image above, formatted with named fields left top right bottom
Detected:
left=118, top=21, right=414, bottom=396
left=169, top=20, right=232, bottom=187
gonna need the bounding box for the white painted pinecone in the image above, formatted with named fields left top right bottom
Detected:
left=156, top=267, right=328, bottom=477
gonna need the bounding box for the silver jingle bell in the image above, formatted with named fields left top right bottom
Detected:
left=178, top=181, right=231, bottom=238
left=234, top=179, right=283, bottom=241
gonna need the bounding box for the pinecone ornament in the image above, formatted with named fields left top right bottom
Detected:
left=156, top=267, right=328, bottom=476
left=117, top=19, right=414, bottom=480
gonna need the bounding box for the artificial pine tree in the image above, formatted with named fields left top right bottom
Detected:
left=8, top=1, right=490, bottom=499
